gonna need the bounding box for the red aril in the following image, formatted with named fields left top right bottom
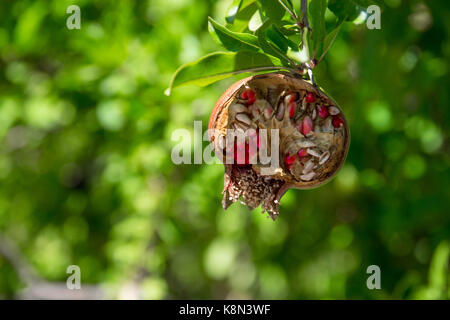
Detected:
left=241, top=89, right=256, bottom=104
left=305, top=92, right=316, bottom=103
left=302, top=116, right=313, bottom=135
left=332, top=115, right=344, bottom=128
left=297, top=148, right=308, bottom=157
left=289, top=102, right=296, bottom=118
left=318, top=105, right=329, bottom=119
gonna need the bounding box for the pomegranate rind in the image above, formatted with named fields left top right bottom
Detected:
left=209, top=72, right=350, bottom=191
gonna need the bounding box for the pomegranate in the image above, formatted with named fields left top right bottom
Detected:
left=208, top=73, right=350, bottom=220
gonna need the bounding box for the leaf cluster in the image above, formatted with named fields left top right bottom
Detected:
left=169, top=0, right=378, bottom=92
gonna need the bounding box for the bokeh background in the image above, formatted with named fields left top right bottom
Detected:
left=0, top=0, right=448, bottom=299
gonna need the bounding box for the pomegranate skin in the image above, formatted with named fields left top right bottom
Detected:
left=208, top=77, right=251, bottom=132
left=208, top=73, right=350, bottom=219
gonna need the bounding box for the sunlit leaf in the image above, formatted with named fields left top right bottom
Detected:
left=249, top=9, right=266, bottom=31
left=167, top=51, right=283, bottom=93
left=208, top=17, right=260, bottom=52
left=226, top=0, right=243, bottom=24
left=226, top=0, right=257, bottom=24
left=257, top=0, right=286, bottom=23
left=256, top=21, right=295, bottom=67
left=228, top=1, right=259, bottom=32
left=266, top=24, right=298, bottom=52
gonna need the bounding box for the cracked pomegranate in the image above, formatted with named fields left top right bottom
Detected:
left=208, top=73, right=350, bottom=220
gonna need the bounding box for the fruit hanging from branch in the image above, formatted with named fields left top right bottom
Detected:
left=208, top=73, right=349, bottom=220
left=167, top=0, right=370, bottom=219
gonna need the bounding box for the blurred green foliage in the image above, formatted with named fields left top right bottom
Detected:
left=0, top=0, right=449, bottom=299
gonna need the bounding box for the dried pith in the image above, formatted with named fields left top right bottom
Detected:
left=223, top=165, right=284, bottom=220
left=209, top=73, right=350, bottom=220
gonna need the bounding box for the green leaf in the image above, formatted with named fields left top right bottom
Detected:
left=328, top=0, right=365, bottom=21
left=226, top=0, right=257, bottom=24
left=226, top=0, right=243, bottom=24
left=281, top=0, right=295, bottom=12
left=286, top=46, right=309, bottom=65
left=266, top=24, right=298, bottom=52
left=228, top=2, right=259, bottom=32
left=249, top=9, right=266, bottom=32
left=274, top=0, right=298, bottom=21
left=257, top=0, right=286, bottom=23
left=167, top=51, right=283, bottom=93
left=309, top=0, right=327, bottom=54
left=429, top=241, right=449, bottom=292
left=286, top=27, right=310, bottom=64
left=319, top=20, right=345, bottom=62
left=278, top=22, right=302, bottom=36
left=256, top=21, right=294, bottom=67
left=208, top=17, right=260, bottom=52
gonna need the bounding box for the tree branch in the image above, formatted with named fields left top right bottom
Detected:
left=300, top=0, right=316, bottom=86
left=301, top=0, right=309, bottom=29
left=0, top=233, right=37, bottom=284
left=278, top=0, right=299, bottom=23
left=0, top=232, right=104, bottom=299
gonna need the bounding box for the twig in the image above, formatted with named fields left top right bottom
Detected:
left=278, top=0, right=299, bottom=23
left=301, top=0, right=309, bottom=29
left=0, top=233, right=37, bottom=284
left=306, top=66, right=315, bottom=85
left=300, top=0, right=316, bottom=86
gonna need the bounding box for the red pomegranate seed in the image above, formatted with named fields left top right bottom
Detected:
left=241, top=89, right=256, bottom=104
left=288, top=92, right=298, bottom=103
left=297, top=148, right=308, bottom=157
left=318, top=105, right=329, bottom=119
left=241, top=89, right=251, bottom=99
left=289, top=102, right=296, bottom=118
left=305, top=92, right=316, bottom=103
left=302, top=116, right=313, bottom=135
left=284, top=154, right=296, bottom=166
left=332, top=115, right=344, bottom=128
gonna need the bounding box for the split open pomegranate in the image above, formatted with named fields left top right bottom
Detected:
left=208, top=73, right=350, bottom=220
